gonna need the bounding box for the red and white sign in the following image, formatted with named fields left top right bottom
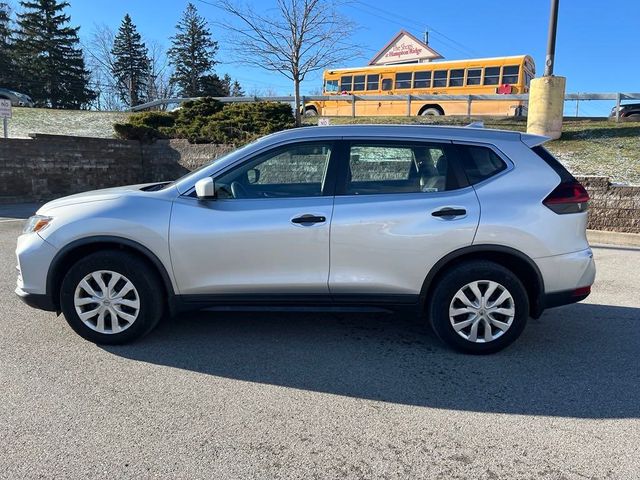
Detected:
left=369, top=30, right=443, bottom=66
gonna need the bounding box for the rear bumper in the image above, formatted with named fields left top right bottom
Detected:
left=544, top=287, right=591, bottom=309
left=535, top=247, right=596, bottom=294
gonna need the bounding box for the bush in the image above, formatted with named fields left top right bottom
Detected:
left=114, top=111, right=175, bottom=142
left=113, top=98, right=295, bottom=144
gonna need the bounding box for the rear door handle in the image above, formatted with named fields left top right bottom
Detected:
left=291, top=214, right=326, bottom=224
left=432, top=208, right=467, bottom=217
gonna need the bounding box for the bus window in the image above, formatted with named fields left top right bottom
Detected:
left=395, top=72, right=412, bottom=89
left=324, top=79, right=339, bottom=93
left=466, top=68, right=481, bottom=86
left=340, top=75, right=353, bottom=92
left=413, top=71, right=432, bottom=88
left=449, top=69, right=464, bottom=87
left=502, top=66, right=519, bottom=84
left=381, top=78, right=393, bottom=91
left=353, top=75, right=366, bottom=91
left=525, top=71, right=533, bottom=87
left=366, top=74, right=379, bottom=90
left=483, top=67, right=500, bottom=85
left=433, top=70, right=447, bottom=88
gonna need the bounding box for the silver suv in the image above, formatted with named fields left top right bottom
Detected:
left=16, top=125, right=595, bottom=353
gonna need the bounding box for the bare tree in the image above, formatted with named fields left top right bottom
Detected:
left=86, top=24, right=124, bottom=110
left=146, top=40, right=177, bottom=109
left=218, top=0, right=359, bottom=126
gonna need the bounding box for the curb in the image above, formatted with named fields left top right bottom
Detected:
left=587, top=229, right=640, bottom=248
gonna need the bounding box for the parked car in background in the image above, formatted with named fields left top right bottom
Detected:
left=0, top=87, right=34, bottom=107
left=610, top=103, right=640, bottom=121
left=16, top=124, right=595, bottom=354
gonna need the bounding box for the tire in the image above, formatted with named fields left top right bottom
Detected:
left=304, top=108, right=318, bottom=117
left=428, top=260, right=529, bottom=354
left=420, top=107, right=442, bottom=116
left=60, top=251, right=164, bottom=345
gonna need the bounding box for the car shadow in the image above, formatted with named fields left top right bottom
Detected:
left=101, top=302, right=640, bottom=419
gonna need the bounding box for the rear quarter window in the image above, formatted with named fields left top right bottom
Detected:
left=459, top=145, right=508, bottom=184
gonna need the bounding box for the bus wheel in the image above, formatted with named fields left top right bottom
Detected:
left=420, top=107, right=442, bottom=116
left=304, top=108, right=318, bottom=117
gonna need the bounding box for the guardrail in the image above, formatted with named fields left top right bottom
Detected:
left=131, top=92, right=640, bottom=122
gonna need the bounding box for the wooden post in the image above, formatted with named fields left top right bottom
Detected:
left=615, top=93, right=621, bottom=123
left=406, top=95, right=411, bottom=117
left=351, top=95, right=356, bottom=118
left=467, top=96, right=472, bottom=119
left=2, top=118, right=7, bottom=138
left=301, top=96, right=306, bottom=116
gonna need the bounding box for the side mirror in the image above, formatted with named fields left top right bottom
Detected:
left=195, top=177, right=215, bottom=199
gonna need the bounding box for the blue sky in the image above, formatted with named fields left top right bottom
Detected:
left=62, top=0, right=639, bottom=115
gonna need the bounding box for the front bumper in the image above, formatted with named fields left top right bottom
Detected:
left=15, top=232, right=59, bottom=310
left=15, top=286, right=57, bottom=311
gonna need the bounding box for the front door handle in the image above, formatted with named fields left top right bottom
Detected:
left=432, top=208, right=467, bottom=217
left=291, top=214, right=326, bottom=224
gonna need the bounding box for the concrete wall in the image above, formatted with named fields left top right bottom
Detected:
left=0, top=135, right=638, bottom=233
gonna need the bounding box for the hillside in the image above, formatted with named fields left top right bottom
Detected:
left=7, top=107, right=131, bottom=139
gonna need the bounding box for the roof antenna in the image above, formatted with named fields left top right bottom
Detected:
left=466, top=121, right=484, bottom=128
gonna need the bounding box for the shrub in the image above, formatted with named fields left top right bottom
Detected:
left=114, top=98, right=295, bottom=144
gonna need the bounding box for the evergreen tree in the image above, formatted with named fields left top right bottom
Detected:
left=111, top=14, right=150, bottom=107
left=0, top=2, right=16, bottom=89
left=167, top=3, right=218, bottom=97
left=13, top=0, right=94, bottom=108
left=230, top=79, right=244, bottom=97
left=199, top=74, right=228, bottom=97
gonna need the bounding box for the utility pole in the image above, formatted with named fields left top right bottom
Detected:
left=527, top=0, right=566, bottom=139
left=544, top=0, right=560, bottom=76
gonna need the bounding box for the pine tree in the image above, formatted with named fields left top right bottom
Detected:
left=167, top=3, right=218, bottom=97
left=13, top=0, right=94, bottom=108
left=230, top=79, right=244, bottom=97
left=111, top=14, right=150, bottom=107
left=0, top=2, right=16, bottom=89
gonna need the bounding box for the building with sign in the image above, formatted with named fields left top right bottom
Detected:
left=369, top=29, right=443, bottom=66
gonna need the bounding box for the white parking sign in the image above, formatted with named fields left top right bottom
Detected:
left=0, top=99, right=11, bottom=118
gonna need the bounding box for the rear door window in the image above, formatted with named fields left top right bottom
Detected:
left=341, top=142, right=462, bottom=195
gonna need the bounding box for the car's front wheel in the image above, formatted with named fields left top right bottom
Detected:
left=428, top=261, right=529, bottom=354
left=60, top=251, right=164, bottom=344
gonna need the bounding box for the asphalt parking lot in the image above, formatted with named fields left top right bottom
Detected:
left=1, top=210, right=639, bottom=479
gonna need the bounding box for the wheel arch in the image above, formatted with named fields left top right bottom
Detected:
left=420, top=245, right=545, bottom=318
left=47, top=236, right=176, bottom=311
left=418, top=104, right=445, bottom=116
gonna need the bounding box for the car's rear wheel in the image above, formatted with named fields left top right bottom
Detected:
left=60, top=251, right=164, bottom=344
left=428, top=261, right=529, bottom=354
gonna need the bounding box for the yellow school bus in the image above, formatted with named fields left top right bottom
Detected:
left=305, top=55, right=535, bottom=117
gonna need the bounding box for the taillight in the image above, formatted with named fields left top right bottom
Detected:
left=543, top=181, right=590, bottom=214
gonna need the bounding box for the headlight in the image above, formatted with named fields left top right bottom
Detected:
left=23, top=215, right=52, bottom=234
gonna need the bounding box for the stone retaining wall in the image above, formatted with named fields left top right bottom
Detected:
left=0, top=135, right=638, bottom=233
